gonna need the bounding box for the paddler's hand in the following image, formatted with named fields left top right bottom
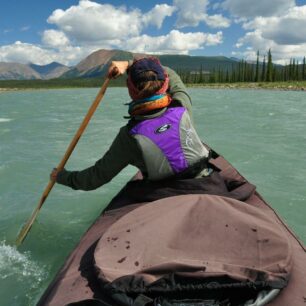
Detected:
left=108, top=61, right=129, bottom=79
left=50, top=168, right=60, bottom=182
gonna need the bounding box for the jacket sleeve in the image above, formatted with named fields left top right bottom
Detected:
left=164, top=66, right=192, bottom=117
left=56, top=127, right=134, bottom=190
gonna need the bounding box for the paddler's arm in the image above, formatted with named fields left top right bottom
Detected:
left=53, top=127, right=136, bottom=190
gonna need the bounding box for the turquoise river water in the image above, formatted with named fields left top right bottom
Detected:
left=0, top=88, right=306, bottom=305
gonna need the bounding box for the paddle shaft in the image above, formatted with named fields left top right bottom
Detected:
left=16, top=77, right=111, bottom=246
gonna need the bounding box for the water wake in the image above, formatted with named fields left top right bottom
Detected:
left=0, top=241, right=46, bottom=290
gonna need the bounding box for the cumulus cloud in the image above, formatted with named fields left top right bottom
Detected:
left=234, top=31, right=306, bottom=65
left=221, top=0, right=295, bottom=18
left=47, top=0, right=175, bottom=44
left=47, top=1, right=141, bottom=42
left=42, top=29, right=70, bottom=47
left=234, top=6, right=306, bottom=63
left=142, top=4, right=176, bottom=29
left=122, top=30, right=223, bottom=54
left=204, top=14, right=231, bottom=28
left=0, top=42, right=56, bottom=64
left=0, top=41, right=90, bottom=65
left=174, top=0, right=230, bottom=28
left=261, top=6, right=306, bottom=45
left=174, top=0, right=209, bottom=28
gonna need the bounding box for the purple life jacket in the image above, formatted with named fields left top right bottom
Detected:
left=130, top=107, right=209, bottom=180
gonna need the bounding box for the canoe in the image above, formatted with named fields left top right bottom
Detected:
left=38, top=148, right=306, bottom=306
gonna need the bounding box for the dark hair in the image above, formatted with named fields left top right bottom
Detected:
left=134, top=71, right=164, bottom=99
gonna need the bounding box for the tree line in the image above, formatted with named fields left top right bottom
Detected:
left=178, top=50, right=306, bottom=84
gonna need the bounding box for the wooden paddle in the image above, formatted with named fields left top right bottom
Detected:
left=16, top=77, right=111, bottom=246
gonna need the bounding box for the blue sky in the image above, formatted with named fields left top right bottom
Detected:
left=1, top=0, right=306, bottom=65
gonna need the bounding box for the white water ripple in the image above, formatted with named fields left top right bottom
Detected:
left=0, top=241, right=45, bottom=287
left=0, top=118, right=12, bottom=123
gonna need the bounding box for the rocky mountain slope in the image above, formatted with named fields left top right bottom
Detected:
left=0, top=62, right=69, bottom=80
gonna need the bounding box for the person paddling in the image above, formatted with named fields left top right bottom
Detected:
left=50, top=57, right=211, bottom=191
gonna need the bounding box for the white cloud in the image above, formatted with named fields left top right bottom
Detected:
left=47, top=1, right=141, bottom=42
left=260, top=6, right=306, bottom=45
left=42, top=30, right=70, bottom=48
left=174, top=0, right=230, bottom=28
left=122, top=30, right=223, bottom=54
left=142, top=4, right=176, bottom=29
left=47, top=0, right=174, bottom=44
left=0, top=42, right=55, bottom=64
left=204, top=14, right=231, bottom=28
left=0, top=41, right=90, bottom=65
left=235, top=5, right=306, bottom=64
left=221, top=0, right=295, bottom=18
left=174, top=0, right=209, bottom=28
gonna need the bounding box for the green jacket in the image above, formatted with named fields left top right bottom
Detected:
left=57, top=67, right=192, bottom=190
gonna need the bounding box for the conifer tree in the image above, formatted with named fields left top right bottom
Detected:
left=226, top=69, right=230, bottom=82
left=283, top=65, right=287, bottom=82
left=255, top=50, right=260, bottom=82
left=288, top=59, right=292, bottom=80
left=243, top=60, right=247, bottom=81
left=296, top=61, right=299, bottom=80
left=302, top=57, right=306, bottom=81
left=199, top=65, right=204, bottom=83
left=292, top=59, right=296, bottom=80
left=231, top=64, right=236, bottom=82
left=272, top=66, right=277, bottom=82
left=266, top=49, right=273, bottom=82
left=261, top=55, right=266, bottom=82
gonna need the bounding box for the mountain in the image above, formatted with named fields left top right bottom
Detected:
left=0, top=61, right=69, bottom=80
left=60, top=49, right=241, bottom=79
left=30, top=62, right=70, bottom=79
left=0, top=62, right=41, bottom=80
left=60, top=49, right=137, bottom=78
left=0, top=49, right=245, bottom=80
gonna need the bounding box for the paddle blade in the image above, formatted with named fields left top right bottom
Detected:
left=16, top=180, right=55, bottom=246
left=16, top=206, right=41, bottom=246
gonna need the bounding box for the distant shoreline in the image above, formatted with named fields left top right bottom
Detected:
left=187, top=82, right=306, bottom=91
left=1, top=81, right=306, bottom=92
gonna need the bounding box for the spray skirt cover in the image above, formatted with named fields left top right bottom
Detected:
left=94, top=194, right=292, bottom=305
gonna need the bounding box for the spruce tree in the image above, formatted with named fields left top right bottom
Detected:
left=231, top=64, right=236, bottom=82
left=266, top=49, right=273, bottom=82
left=255, top=50, right=260, bottom=82
left=288, top=59, right=292, bottom=80
left=292, top=59, right=296, bottom=80
left=199, top=65, right=204, bottom=83
left=296, top=61, right=299, bottom=80
left=226, top=69, right=229, bottom=82
left=243, top=60, right=247, bottom=82
left=302, top=56, right=306, bottom=81
left=261, top=55, right=266, bottom=82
